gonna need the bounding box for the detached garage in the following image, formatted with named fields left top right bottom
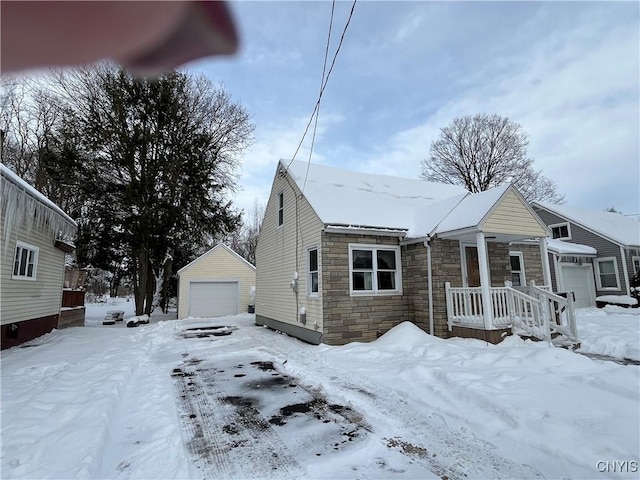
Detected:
left=177, top=244, right=256, bottom=319
left=548, top=239, right=597, bottom=309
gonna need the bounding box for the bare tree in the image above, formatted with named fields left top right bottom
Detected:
left=421, top=113, right=564, bottom=203
left=228, top=200, right=264, bottom=266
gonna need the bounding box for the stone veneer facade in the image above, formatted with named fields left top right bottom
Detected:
left=321, top=232, right=408, bottom=345
left=513, top=243, right=546, bottom=286
left=320, top=232, right=518, bottom=345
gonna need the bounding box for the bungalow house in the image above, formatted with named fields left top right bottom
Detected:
left=532, top=202, right=640, bottom=305
left=1, top=164, right=77, bottom=349
left=255, top=160, right=576, bottom=346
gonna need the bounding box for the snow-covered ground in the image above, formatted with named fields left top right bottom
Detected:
left=575, top=306, right=640, bottom=361
left=1, top=302, right=638, bottom=479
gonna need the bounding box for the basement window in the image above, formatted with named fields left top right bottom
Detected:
left=13, top=241, right=39, bottom=281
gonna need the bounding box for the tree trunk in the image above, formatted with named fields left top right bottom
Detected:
left=109, top=273, right=121, bottom=298
left=160, top=255, right=173, bottom=313
left=144, top=264, right=154, bottom=316
left=134, top=249, right=148, bottom=316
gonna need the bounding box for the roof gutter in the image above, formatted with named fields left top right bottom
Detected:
left=324, top=225, right=407, bottom=238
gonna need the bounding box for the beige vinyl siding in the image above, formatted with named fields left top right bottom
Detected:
left=177, top=245, right=256, bottom=319
left=1, top=220, right=65, bottom=324
left=483, top=190, right=548, bottom=237
left=255, top=169, right=324, bottom=332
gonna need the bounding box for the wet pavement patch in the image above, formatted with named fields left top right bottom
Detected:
left=250, top=361, right=276, bottom=371
left=576, top=351, right=640, bottom=366
left=170, top=355, right=370, bottom=478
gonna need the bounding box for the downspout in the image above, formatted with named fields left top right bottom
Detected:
left=620, top=246, right=631, bottom=295
left=425, top=237, right=434, bottom=336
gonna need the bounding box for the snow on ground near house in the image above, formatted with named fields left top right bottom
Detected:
left=595, top=295, right=638, bottom=306
left=1, top=310, right=639, bottom=479
left=84, top=296, right=177, bottom=327
left=576, top=306, right=640, bottom=361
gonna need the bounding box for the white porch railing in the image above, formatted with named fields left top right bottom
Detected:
left=445, top=281, right=578, bottom=342
left=527, top=284, right=578, bottom=342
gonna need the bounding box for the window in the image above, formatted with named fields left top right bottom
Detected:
left=633, top=256, right=640, bottom=275
left=509, top=252, right=526, bottom=287
left=277, top=192, right=284, bottom=227
left=550, top=222, right=571, bottom=240
left=349, top=244, right=402, bottom=295
left=307, top=247, right=319, bottom=295
left=13, top=241, right=38, bottom=280
left=595, top=257, right=621, bottom=290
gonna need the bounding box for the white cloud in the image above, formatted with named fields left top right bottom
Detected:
left=360, top=6, right=639, bottom=212
left=232, top=111, right=344, bottom=214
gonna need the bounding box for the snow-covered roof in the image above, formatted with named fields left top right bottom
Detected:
left=284, top=160, right=514, bottom=238
left=1, top=164, right=76, bottom=227
left=433, top=185, right=511, bottom=234
left=177, top=243, right=255, bottom=275
left=533, top=202, right=640, bottom=247
left=546, top=238, right=597, bottom=256
left=1, top=164, right=77, bottom=254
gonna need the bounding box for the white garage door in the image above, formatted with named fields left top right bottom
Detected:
left=189, top=282, right=239, bottom=318
left=559, top=264, right=596, bottom=308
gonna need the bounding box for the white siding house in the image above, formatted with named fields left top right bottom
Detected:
left=177, top=244, right=256, bottom=319
left=1, top=164, right=77, bottom=349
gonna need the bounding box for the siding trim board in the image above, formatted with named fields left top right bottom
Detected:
left=256, top=314, right=322, bottom=345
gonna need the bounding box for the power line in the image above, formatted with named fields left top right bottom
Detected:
left=302, top=0, right=335, bottom=192
left=285, top=0, right=357, bottom=173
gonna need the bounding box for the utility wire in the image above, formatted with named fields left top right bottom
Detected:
left=302, top=0, right=336, bottom=192
left=286, top=0, right=357, bottom=172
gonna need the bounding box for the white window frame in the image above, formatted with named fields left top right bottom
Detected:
left=277, top=191, right=284, bottom=227
left=348, top=244, right=402, bottom=296
left=12, top=241, right=39, bottom=281
left=307, top=246, right=319, bottom=296
left=550, top=222, right=571, bottom=240
left=632, top=256, right=640, bottom=275
left=595, top=256, right=621, bottom=290
left=509, top=251, right=526, bottom=287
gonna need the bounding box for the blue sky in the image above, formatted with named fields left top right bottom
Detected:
left=188, top=1, right=639, bottom=216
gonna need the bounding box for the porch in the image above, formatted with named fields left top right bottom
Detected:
left=445, top=281, right=578, bottom=344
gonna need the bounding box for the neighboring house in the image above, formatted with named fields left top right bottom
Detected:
left=532, top=202, right=640, bottom=304
left=255, top=160, right=572, bottom=346
left=177, top=243, right=256, bottom=319
left=1, top=164, right=77, bottom=349
left=511, top=238, right=598, bottom=308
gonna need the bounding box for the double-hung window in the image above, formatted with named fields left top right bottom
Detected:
left=509, top=252, right=526, bottom=287
left=632, top=256, right=640, bottom=275
left=550, top=222, right=571, bottom=240
left=349, top=244, right=402, bottom=295
left=307, top=247, right=319, bottom=295
left=595, top=257, right=621, bottom=290
left=13, top=241, right=39, bottom=280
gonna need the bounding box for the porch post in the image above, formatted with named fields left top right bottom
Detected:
left=476, top=232, right=494, bottom=329
left=539, top=238, right=552, bottom=288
